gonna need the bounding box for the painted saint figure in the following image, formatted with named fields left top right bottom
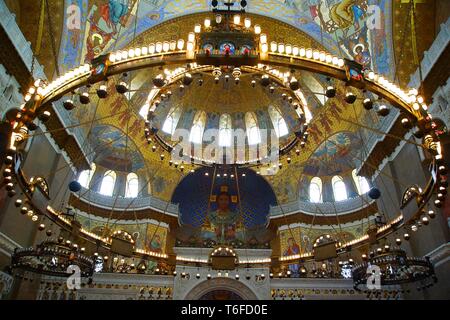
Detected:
left=284, top=237, right=301, bottom=274
left=147, top=234, right=162, bottom=253
left=202, top=193, right=242, bottom=243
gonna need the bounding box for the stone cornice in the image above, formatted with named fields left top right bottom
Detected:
left=426, top=242, right=450, bottom=268
left=0, top=231, right=21, bottom=257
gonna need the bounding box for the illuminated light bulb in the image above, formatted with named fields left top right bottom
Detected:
left=215, top=14, right=222, bottom=24
left=338, top=59, right=345, bottom=67
left=422, top=104, right=428, bottom=110
left=306, top=49, right=313, bottom=59
left=313, top=50, right=320, bottom=60
left=260, top=33, right=267, bottom=44
left=254, top=24, right=261, bottom=34
left=204, top=18, right=211, bottom=28
left=128, top=48, right=135, bottom=58
left=292, top=46, right=299, bottom=56
left=135, top=47, right=142, bottom=56
left=244, top=18, right=251, bottom=28
left=233, top=15, right=241, bottom=25
left=141, top=46, right=148, bottom=55
left=296, top=48, right=304, bottom=58
left=109, top=53, right=116, bottom=63
left=412, top=102, right=420, bottom=110
left=285, top=44, right=292, bottom=55
left=177, top=39, right=185, bottom=50
left=188, top=32, right=195, bottom=43
left=149, top=43, right=155, bottom=54
left=155, top=42, right=163, bottom=53
left=261, top=43, right=268, bottom=53
left=194, top=24, right=201, bottom=33
left=121, top=51, right=128, bottom=60
left=319, top=52, right=326, bottom=61
left=278, top=43, right=285, bottom=54
left=270, top=41, right=277, bottom=52
left=162, top=41, right=170, bottom=52
left=169, top=40, right=177, bottom=51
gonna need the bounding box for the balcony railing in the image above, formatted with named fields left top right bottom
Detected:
left=270, top=193, right=375, bottom=217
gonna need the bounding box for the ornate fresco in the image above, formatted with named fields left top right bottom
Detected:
left=59, top=0, right=393, bottom=76
left=172, top=167, right=276, bottom=247
left=51, top=6, right=398, bottom=203
left=77, top=214, right=168, bottom=253
left=279, top=224, right=363, bottom=257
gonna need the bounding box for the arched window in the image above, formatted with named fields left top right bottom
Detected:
left=332, top=176, right=348, bottom=201
left=268, top=106, right=288, bottom=137
left=78, top=163, right=96, bottom=188
left=189, top=111, right=207, bottom=144
left=309, top=177, right=323, bottom=203
left=139, top=88, right=160, bottom=118
left=245, top=112, right=261, bottom=145
left=100, top=171, right=116, bottom=196
left=219, top=114, right=233, bottom=147
left=162, top=106, right=182, bottom=135
left=125, top=173, right=139, bottom=198
left=352, top=169, right=370, bottom=195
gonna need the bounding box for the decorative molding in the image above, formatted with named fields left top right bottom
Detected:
left=38, top=273, right=174, bottom=300
left=0, top=231, right=21, bottom=258
left=409, top=17, right=450, bottom=89
left=270, top=278, right=402, bottom=300
left=173, top=266, right=270, bottom=300
left=0, top=271, right=13, bottom=299
left=270, top=194, right=376, bottom=217
left=184, top=277, right=258, bottom=300
left=72, top=186, right=179, bottom=215
left=426, top=242, right=450, bottom=268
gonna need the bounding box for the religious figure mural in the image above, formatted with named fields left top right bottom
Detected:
left=84, top=0, right=136, bottom=62
left=173, top=168, right=276, bottom=248
left=284, top=237, right=301, bottom=274
left=202, top=188, right=244, bottom=244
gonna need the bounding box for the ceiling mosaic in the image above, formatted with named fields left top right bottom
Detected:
left=48, top=9, right=398, bottom=203
left=59, top=0, right=393, bottom=76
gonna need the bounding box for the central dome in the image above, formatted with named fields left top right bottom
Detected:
left=145, top=66, right=310, bottom=165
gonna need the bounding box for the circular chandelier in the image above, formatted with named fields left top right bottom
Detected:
left=1, top=10, right=446, bottom=275
left=352, top=248, right=437, bottom=290
left=10, top=239, right=95, bottom=278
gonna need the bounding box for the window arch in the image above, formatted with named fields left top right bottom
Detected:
left=352, top=169, right=370, bottom=195
left=125, top=173, right=139, bottom=198
left=245, top=112, right=261, bottom=145
left=78, top=163, right=96, bottom=189
left=189, top=111, right=207, bottom=144
left=309, top=177, right=323, bottom=203
left=332, top=176, right=348, bottom=201
left=99, top=170, right=116, bottom=196
left=219, top=114, right=233, bottom=147
left=268, top=106, right=288, bottom=137
left=162, top=106, right=182, bottom=135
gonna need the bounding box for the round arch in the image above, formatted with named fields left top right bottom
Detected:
left=183, top=278, right=259, bottom=300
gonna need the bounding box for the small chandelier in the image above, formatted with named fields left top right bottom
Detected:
left=352, top=248, right=436, bottom=290
left=10, top=239, right=94, bottom=278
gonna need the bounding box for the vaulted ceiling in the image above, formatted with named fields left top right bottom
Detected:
left=3, top=0, right=448, bottom=205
